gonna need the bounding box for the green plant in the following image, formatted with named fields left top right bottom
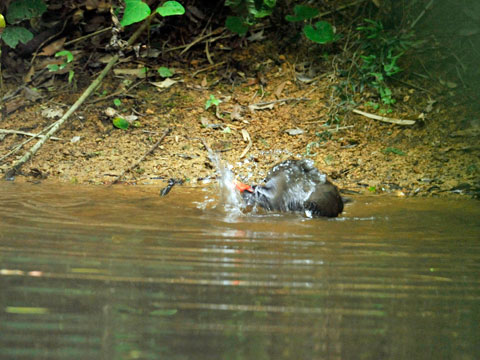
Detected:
left=355, top=19, right=414, bottom=112
left=205, top=94, right=221, bottom=110
left=157, top=67, right=174, bottom=77
left=47, top=50, right=75, bottom=83
left=0, top=0, right=46, bottom=48
left=225, top=0, right=276, bottom=35
left=120, top=0, right=185, bottom=27
left=285, top=5, right=337, bottom=45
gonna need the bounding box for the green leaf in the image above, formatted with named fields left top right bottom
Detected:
left=225, top=16, right=248, bottom=36
left=47, top=64, right=60, bottom=72
left=68, top=70, right=75, bottom=83
left=1, top=26, right=33, bottom=48
left=0, top=14, right=6, bottom=28
left=205, top=94, right=221, bottom=110
left=6, top=0, right=47, bottom=24
left=113, top=98, right=122, bottom=107
left=157, top=66, right=173, bottom=77
left=156, top=1, right=185, bottom=17
left=285, top=5, right=319, bottom=22
left=120, top=0, right=151, bottom=27
left=113, top=117, right=130, bottom=129
left=264, top=0, right=276, bottom=7
left=303, top=21, right=335, bottom=44
left=56, top=50, right=74, bottom=63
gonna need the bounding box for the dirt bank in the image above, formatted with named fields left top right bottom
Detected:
left=1, top=45, right=478, bottom=199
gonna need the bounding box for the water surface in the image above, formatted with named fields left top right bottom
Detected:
left=1, top=183, right=479, bottom=359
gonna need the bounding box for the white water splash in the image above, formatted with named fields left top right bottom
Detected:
left=211, top=154, right=245, bottom=217
left=193, top=152, right=246, bottom=218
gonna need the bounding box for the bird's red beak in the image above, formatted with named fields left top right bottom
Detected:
left=234, top=180, right=254, bottom=193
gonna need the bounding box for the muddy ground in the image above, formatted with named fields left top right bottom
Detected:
left=0, top=42, right=479, bottom=199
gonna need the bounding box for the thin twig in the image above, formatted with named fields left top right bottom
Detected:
left=0, top=129, right=62, bottom=140
left=352, top=109, right=416, bottom=125
left=180, top=27, right=224, bottom=55
left=192, top=61, right=226, bottom=77
left=0, top=122, right=57, bottom=163
left=410, top=0, right=434, bottom=29
left=110, top=128, right=171, bottom=185
left=64, top=27, right=113, bottom=47
left=249, top=97, right=310, bottom=110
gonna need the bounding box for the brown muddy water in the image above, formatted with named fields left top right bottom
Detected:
left=1, top=183, right=479, bottom=360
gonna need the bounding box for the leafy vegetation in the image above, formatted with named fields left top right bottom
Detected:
left=225, top=0, right=276, bottom=35
left=157, top=67, right=174, bottom=78
left=120, top=0, right=185, bottom=26
left=225, top=2, right=337, bottom=45
left=47, top=50, right=75, bottom=84
left=205, top=95, right=221, bottom=110
left=285, top=5, right=337, bottom=45
left=0, top=0, right=46, bottom=48
left=354, top=19, right=414, bottom=112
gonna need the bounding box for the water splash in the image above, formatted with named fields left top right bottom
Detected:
left=210, top=154, right=245, bottom=217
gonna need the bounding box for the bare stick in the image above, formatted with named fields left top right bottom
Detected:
left=352, top=109, right=416, bottom=126
left=0, top=129, right=62, bottom=140
left=0, top=122, right=56, bottom=163
left=4, top=15, right=154, bottom=179
left=410, top=0, right=434, bottom=29
left=110, top=128, right=171, bottom=185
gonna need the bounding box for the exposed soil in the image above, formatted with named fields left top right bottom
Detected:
left=1, top=40, right=479, bottom=199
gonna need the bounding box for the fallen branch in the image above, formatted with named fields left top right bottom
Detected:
left=4, top=15, right=154, bottom=180
left=352, top=109, right=416, bottom=126
left=0, top=129, right=62, bottom=140
left=110, top=128, right=171, bottom=185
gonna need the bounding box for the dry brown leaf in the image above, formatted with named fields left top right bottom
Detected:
left=39, top=37, right=66, bottom=56
left=151, top=78, right=178, bottom=89
left=274, top=81, right=287, bottom=98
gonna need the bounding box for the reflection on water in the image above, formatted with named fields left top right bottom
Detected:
left=1, top=183, right=479, bottom=359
